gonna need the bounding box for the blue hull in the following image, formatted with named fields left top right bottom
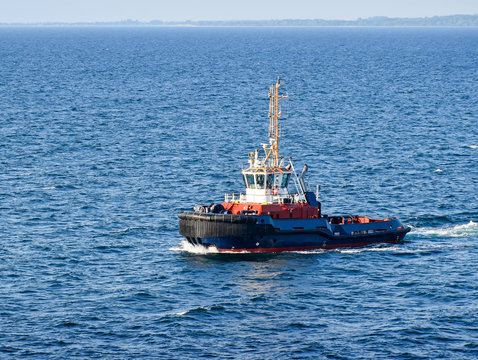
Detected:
left=179, top=212, right=410, bottom=253
left=194, top=232, right=407, bottom=252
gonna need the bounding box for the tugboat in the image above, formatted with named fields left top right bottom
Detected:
left=179, top=78, right=410, bottom=252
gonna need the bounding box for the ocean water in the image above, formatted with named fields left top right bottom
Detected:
left=0, top=26, right=477, bottom=359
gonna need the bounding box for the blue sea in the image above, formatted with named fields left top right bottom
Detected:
left=1, top=26, right=477, bottom=359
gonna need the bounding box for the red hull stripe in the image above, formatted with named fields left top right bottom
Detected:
left=217, top=240, right=400, bottom=253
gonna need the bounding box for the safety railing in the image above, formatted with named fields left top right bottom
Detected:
left=224, top=193, right=246, bottom=203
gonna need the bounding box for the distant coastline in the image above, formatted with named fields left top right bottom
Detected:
left=1, top=14, right=478, bottom=27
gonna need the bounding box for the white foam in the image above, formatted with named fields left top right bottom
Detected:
left=111, top=227, right=142, bottom=234
left=433, top=169, right=443, bottom=173
left=337, top=245, right=400, bottom=254
left=290, top=249, right=327, bottom=254
left=413, top=221, right=478, bottom=238
left=465, top=145, right=478, bottom=149
left=170, top=240, right=220, bottom=254
left=41, top=186, right=56, bottom=190
left=161, top=309, right=190, bottom=317
left=172, top=310, right=188, bottom=316
left=167, top=305, right=221, bottom=317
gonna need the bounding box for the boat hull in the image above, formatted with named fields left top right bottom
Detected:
left=178, top=212, right=410, bottom=253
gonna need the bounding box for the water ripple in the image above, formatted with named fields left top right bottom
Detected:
left=0, top=26, right=477, bottom=359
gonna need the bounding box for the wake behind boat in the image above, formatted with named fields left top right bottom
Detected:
left=179, top=79, right=410, bottom=252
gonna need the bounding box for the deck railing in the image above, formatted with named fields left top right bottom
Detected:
left=224, top=193, right=246, bottom=203
left=224, top=193, right=246, bottom=202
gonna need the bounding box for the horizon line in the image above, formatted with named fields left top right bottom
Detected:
left=1, top=14, right=478, bottom=26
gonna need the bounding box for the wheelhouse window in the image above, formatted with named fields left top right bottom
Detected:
left=281, top=173, right=291, bottom=188
left=266, top=174, right=273, bottom=189
left=256, top=174, right=265, bottom=189
left=245, top=174, right=255, bottom=189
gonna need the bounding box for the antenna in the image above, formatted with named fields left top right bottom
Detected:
left=263, top=77, right=288, bottom=167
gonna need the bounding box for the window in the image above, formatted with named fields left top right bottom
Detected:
left=281, top=173, right=291, bottom=188
left=266, top=174, right=273, bottom=189
left=256, top=174, right=265, bottom=189
left=245, top=174, right=255, bottom=188
left=274, top=174, right=281, bottom=187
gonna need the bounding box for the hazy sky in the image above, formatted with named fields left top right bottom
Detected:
left=1, top=0, right=478, bottom=23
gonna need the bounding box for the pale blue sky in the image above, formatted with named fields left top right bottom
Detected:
left=1, top=0, right=478, bottom=23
